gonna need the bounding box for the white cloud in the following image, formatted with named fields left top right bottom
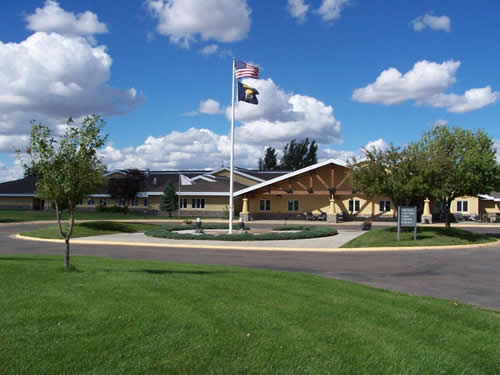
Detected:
left=316, top=0, right=350, bottom=22
left=0, top=159, right=25, bottom=183
left=199, top=44, right=219, bottom=55
left=412, top=13, right=451, bottom=32
left=145, top=0, right=251, bottom=48
left=100, top=78, right=343, bottom=170
left=353, top=60, right=498, bottom=113
left=364, top=138, right=388, bottom=152
left=427, top=86, right=498, bottom=113
left=0, top=5, right=141, bottom=154
left=432, top=119, right=448, bottom=128
left=228, top=78, right=342, bottom=145
left=26, top=1, right=108, bottom=37
left=287, top=0, right=310, bottom=23
left=199, top=99, right=223, bottom=114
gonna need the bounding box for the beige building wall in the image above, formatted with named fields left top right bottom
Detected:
left=0, top=197, right=34, bottom=209
left=449, top=196, right=479, bottom=215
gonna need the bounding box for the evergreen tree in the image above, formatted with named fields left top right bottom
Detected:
left=258, top=147, right=278, bottom=170
left=280, top=138, right=318, bottom=170
left=160, top=182, right=178, bottom=217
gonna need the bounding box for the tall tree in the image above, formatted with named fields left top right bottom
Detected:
left=108, top=169, right=144, bottom=209
left=280, top=138, right=318, bottom=170
left=20, top=115, right=107, bottom=269
left=418, top=126, right=498, bottom=228
left=160, top=182, right=178, bottom=217
left=258, top=147, right=278, bottom=170
left=349, top=144, right=430, bottom=212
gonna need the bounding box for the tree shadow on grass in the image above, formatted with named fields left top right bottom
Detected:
left=0, top=256, right=59, bottom=262
left=386, top=227, right=494, bottom=243
left=107, top=269, right=229, bottom=276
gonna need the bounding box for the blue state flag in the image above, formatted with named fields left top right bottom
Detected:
left=238, top=81, right=259, bottom=105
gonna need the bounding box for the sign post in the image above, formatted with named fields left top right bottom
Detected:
left=397, top=206, right=417, bottom=241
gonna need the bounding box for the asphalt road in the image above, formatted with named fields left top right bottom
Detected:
left=1, top=222, right=499, bottom=310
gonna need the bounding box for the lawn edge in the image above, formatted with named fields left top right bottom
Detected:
left=15, top=233, right=500, bottom=252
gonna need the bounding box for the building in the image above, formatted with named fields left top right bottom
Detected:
left=1, top=159, right=499, bottom=221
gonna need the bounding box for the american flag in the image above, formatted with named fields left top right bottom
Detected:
left=235, top=61, right=259, bottom=79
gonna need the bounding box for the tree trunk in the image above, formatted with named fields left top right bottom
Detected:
left=64, top=202, right=75, bottom=270
left=64, top=239, right=70, bottom=269
left=445, top=199, right=451, bottom=229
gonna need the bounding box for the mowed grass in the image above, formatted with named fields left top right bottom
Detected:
left=0, top=255, right=499, bottom=374
left=20, top=221, right=158, bottom=239
left=0, top=209, right=194, bottom=223
left=341, top=227, right=498, bottom=248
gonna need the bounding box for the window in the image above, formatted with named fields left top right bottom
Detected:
left=192, top=198, right=205, bottom=209
left=131, top=198, right=137, bottom=207
left=379, top=200, right=391, bottom=212
left=288, top=200, right=299, bottom=212
left=76, top=199, right=83, bottom=206
left=456, top=200, right=468, bottom=212
left=260, top=199, right=271, bottom=211
left=87, top=198, right=95, bottom=206
left=180, top=198, right=188, bottom=208
left=99, top=199, right=107, bottom=207
left=119, top=199, right=126, bottom=207
left=143, top=198, right=148, bottom=207
left=349, top=199, right=360, bottom=212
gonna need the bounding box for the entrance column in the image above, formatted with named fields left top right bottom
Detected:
left=327, top=196, right=337, bottom=223
left=240, top=197, right=250, bottom=221
left=422, top=198, right=432, bottom=224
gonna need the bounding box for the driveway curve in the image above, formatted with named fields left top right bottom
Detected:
left=1, top=222, right=500, bottom=310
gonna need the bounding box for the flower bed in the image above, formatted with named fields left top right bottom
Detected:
left=145, top=224, right=337, bottom=241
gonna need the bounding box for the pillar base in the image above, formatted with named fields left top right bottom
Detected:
left=240, top=212, right=250, bottom=221
left=421, top=215, right=432, bottom=224
left=327, top=214, right=337, bottom=223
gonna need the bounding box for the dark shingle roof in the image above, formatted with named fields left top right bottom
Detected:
left=0, top=176, right=36, bottom=195
left=234, top=168, right=292, bottom=181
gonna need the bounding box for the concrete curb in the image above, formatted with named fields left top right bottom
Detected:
left=15, top=233, right=500, bottom=253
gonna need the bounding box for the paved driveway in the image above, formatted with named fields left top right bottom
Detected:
left=1, top=222, right=500, bottom=310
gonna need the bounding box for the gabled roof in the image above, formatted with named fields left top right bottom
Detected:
left=0, top=176, right=37, bottom=196
left=234, top=159, right=348, bottom=197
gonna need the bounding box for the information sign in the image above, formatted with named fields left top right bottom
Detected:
left=397, top=206, right=417, bottom=241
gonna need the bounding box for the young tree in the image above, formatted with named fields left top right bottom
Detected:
left=258, top=147, right=278, bottom=170
left=20, top=115, right=107, bottom=270
left=108, top=169, right=144, bottom=209
left=280, top=138, right=318, bottom=170
left=419, top=126, right=498, bottom=228
left=160, top=182, right=178, bottom=217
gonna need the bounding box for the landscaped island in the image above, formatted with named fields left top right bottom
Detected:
left=20, top=222, right=339, bottom=241
left=0, top=255, right=498, bottom=374
left=341, top=227, right=497, bottom=248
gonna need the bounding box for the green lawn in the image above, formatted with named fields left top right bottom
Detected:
left=341, top=227, right=498, bottom=248
left=0, top=255, right=499, bottom=374
left=0, top=209, right=203, bottom=223
left=20, top=221, right=158, bottom=239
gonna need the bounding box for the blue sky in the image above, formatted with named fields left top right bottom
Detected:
left=0, top=0, right=499, bottom=181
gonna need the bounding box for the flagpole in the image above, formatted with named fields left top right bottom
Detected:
left=229, top=57, right=236, bottom=234
left=178, top=172, right=181, bottom=217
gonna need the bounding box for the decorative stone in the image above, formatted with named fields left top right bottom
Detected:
left=422, top=198, right=432, bottom=224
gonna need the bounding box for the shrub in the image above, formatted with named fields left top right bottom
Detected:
left=184, top=220, right=192, bottom=224
left=361, top=220, right=372, bottom=231
left=96, top=205, right=128, bottom=214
